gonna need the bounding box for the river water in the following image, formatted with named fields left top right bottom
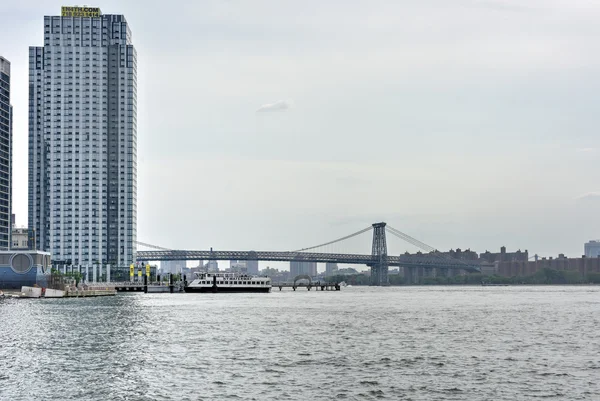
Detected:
left=1, top=286, right=599, bottom=400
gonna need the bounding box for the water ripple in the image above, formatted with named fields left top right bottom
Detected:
left=1, top=286, right=600, bottom=400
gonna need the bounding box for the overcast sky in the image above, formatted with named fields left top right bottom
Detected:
left=2, top=0, right=600, bottom=265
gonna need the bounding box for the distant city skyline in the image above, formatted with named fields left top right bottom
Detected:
left=2, top=0, right=600, bottom=261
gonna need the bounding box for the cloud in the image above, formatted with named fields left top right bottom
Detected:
left=576, top=148, right=596, bottom=153
left=256, top=100, right=293, bottom=113
left=470, top=0, right=538, bottom=13
left=576, top=192, right=600, bottom=201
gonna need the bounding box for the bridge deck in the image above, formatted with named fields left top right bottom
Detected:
left=136, top=250, right=488, bottom=271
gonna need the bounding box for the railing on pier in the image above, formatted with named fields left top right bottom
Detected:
left=272, top=282, right=341, bottom=291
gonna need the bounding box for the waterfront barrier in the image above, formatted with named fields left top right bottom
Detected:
left=273, top=282, right=341, bottom=291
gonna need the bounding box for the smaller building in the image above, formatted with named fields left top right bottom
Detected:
left=161, top=260, right=187, bottom=275
left=584, top=240, right=600, bottom=258
left=325, top=262, right=338, bottom=276
left=480, top=247, right=528, bottom=263
left=11, top=228, right=30, bottom=250
left=206, top=260, right=219, bottom=272
left=0, top=250, right=51, bottom=289
left=246, top=259, right=259, bottom=275
left=290, top=259, right=317, bottom=277
left=230, top=260, right=247, bottom=273
left=443, top=248, right=479, bottom=260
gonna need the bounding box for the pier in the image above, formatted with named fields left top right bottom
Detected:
left=113, top=275, right=177, bottom=293
left=273, top=282, right=341, bottom=291
left=114, top=283, right=145, bottom=292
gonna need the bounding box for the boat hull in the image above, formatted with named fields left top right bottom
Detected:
left=184, top=286, right=271, bottom=293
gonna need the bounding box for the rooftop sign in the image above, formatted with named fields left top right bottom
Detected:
left=61, top=6, right=102, bottom=17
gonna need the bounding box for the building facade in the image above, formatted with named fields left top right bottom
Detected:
left=206, top=260, right=219, bottom=272
left=584, top=241, right=600, bottom=258
left=12, top=228, right=30, bottom=250
left=0, top=57, right=11, bottom=250
left=325, top=262, right=338, bottom=276
left=290, top=259, right=317, bottom=277
left=161, top=260, right=186, bottom=275
left=28, top=7, right=137, bottom=266
left=229, top=259, right=246, bottom=272
left=245, top=259, right=259, bottom=275
left=480, top=247, right=528, bottom=263
left=0, top=250, right=51, bottom=289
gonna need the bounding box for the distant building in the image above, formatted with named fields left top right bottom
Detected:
left=188, top=265, right=204, bottom=278
left=11, top=228, right=30, bottom=250
left=584, top=241, right=600, bottom=258
left=230, top=260, right=246, bottom=272
left=496, top=255, right=600, bottom=278
left=325, top=262, right=338, bottom=276
left=161, top=260, right=187, bottom=275
left=245, top=259, right=259, bottom=275
left=260, top=267, right=290, bottom=283
left=443, top=248, right=479, bottom=260
left=337, top=267, right=359, bottom=275
left=0, top=57, right=12, bottom=251
left=206, top=260, right=219, bottom=272
left=480, top=247, right=528, bottom=263
left=290, top=259, right=317, bottom=277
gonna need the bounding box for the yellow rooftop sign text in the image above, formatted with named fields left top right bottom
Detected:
left=61, top=6, right=102, bottom=18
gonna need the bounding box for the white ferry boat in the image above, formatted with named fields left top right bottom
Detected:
left=184, top=272, right=271, bottom=293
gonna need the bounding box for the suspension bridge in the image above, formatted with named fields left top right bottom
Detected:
left=137, top=222, right=491, bottom=286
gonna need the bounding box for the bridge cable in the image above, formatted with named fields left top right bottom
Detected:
left=292, top=226, right=373, bottom=253
left=136, top=241, right=172, bottom=251
left=386, top=226, right=477, bottom=267
left=385, top=226, right=437, bottom=253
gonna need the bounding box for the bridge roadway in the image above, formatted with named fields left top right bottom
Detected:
left=136, top=250, right=488, bottom=272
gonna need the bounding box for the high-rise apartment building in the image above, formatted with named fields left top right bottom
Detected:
left=29, top=7, right=137, bottom=266
left=0, top=57, right=11, bottom=250
left=325, top=262, right=338, bottom=276
left=290, top=259, right=317, bottom=277
left=245, top=259, right=259, bottom=275
left=584, top=241, right=600, bottom=258
left=161, top=260, right=186, bottom=275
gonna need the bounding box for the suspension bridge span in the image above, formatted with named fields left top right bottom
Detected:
left=136, top=222, right=491, bottom=286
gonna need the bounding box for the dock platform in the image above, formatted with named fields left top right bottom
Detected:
left=273, top=282, right=341, bottom=291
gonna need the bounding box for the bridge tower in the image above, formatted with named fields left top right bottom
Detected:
left=370, top=222, right=388, bottom=286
